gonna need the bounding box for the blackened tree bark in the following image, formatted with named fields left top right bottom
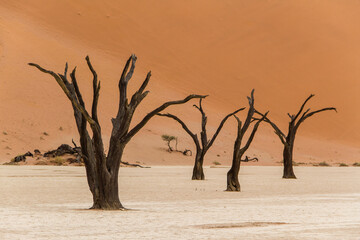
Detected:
left=29, top=55, right=205, bottom=210
left=226, top=90, right=267, bottom=191
left=157, top=99, right=244, bottom=180
left=255, top=94, right=336, bottom=179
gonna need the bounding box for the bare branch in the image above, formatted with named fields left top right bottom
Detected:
left=241, top=111, right=268, bottom=152
left=240, top=89, right=256, bottom=138
left=125, top=54, right=137, bottom=83
left=120, top=160, right=150, bottom=168
left=295, top=107, right=337, bottom=130
left=129, top=71, right=151, bottom=108
left=193, top=98, right=205, bottom=114
left=240, top=156, right=258, bottom=162
left=255, top=110, right=286, bottom=145
left=126, top=94, right=207, bottom=141
left=157, top=113, right=199, bottom=147
left=29, top=63, right=95, bottom=125
left=247, top=89, right=255, bottom=105
left=207, top=107, right=245, bottom=149
left=118, top=55, right=137, bottom=108
left=138, top=71, right=151, bottom=94
left=86, top=56, right=101, bottom=124
left=193, top=98, right=209, bottom=148
left=292, top=94, right=314, bottom=123
left=233, top=115, right=242, bottom=154
left=64, top=62, right=68, bottom=77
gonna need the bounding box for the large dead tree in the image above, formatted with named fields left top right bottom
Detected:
left=29, top=55, right=205, bottom=210
left=157, top=99, right=244, bottom=180
left=226, top=90, right=267, bottom=191
left=255, top=94, right=336, bottom=179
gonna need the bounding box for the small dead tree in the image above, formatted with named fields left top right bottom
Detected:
left=157, top=98, right=244, bottom=180
left=29, top=55, right=205, bottom=210
left=226, top=90, right=267, bottom=191
left=255, top=94, right=336, bottom=179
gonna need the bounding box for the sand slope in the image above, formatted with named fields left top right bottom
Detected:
left=0, top=1, right=359, bottom=164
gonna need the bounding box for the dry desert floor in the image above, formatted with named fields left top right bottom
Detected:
left=0, top=165, right=360, bottom=240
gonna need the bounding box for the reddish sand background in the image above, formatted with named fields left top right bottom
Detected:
left=0, top=0, right=359, bottom=165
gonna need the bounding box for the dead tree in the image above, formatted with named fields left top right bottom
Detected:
left=157, top=99, right=244, bottom=180
left=29, top=55, right=205, bottom=210
left=255, top=94, right=336, bottom=179
left=226, top=90, right=267, bottom=191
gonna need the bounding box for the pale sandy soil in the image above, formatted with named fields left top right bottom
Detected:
left=0, top=165, right=359, bottom=240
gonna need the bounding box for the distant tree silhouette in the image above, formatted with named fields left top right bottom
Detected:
left=29, top=55, right=205, bottom=209
left=255, top=94, right=336, bottom=179
left=227, top=90, right=267, bottom=191
left=158, top=98, right=243, bottom=180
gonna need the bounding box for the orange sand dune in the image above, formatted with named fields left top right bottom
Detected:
left=0, top=0, right=359, bottom=165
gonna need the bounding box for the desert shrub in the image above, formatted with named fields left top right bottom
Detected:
left=50, top=156, right=66, bottom=166
left=352, top=162, right=360, bottom=167
left=318, top=161, right=330, bottom=166
left=35, top=160, right=48, bottom=165
left=212, top=161, right=221, bottom=165
left=339, top=163, right=348, bottom=167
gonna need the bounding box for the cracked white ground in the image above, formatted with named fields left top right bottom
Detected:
left=1, top=165, right=359, bottom=240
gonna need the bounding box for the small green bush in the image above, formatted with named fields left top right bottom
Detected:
left=352, top=162, right=360, bottom=167
left=161, top=134, right=176, bottom=142
left=339, top=163, right=348, bottom=167
left=212, top=161, right=221, bottom=165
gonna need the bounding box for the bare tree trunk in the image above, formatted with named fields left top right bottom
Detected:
left=226, top=158, right=241, bottom=191
left=90, top=143, right=125, bottom=209
left=192, top=149, right=205, bottom=180
left=282, top=143, right=296, bottom=179
left=90, top=171, right=123, bottom=209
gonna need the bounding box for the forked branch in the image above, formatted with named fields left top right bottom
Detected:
left=241, top=111, right=268, bottom=152
left=254, top=110, right=286, bottom=144
left=295, top=107, right=337, bottom=130
left=28, top=62, right=96, bottom=126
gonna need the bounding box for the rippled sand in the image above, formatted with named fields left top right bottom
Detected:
left=1, top=165, right=359, bottom=239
